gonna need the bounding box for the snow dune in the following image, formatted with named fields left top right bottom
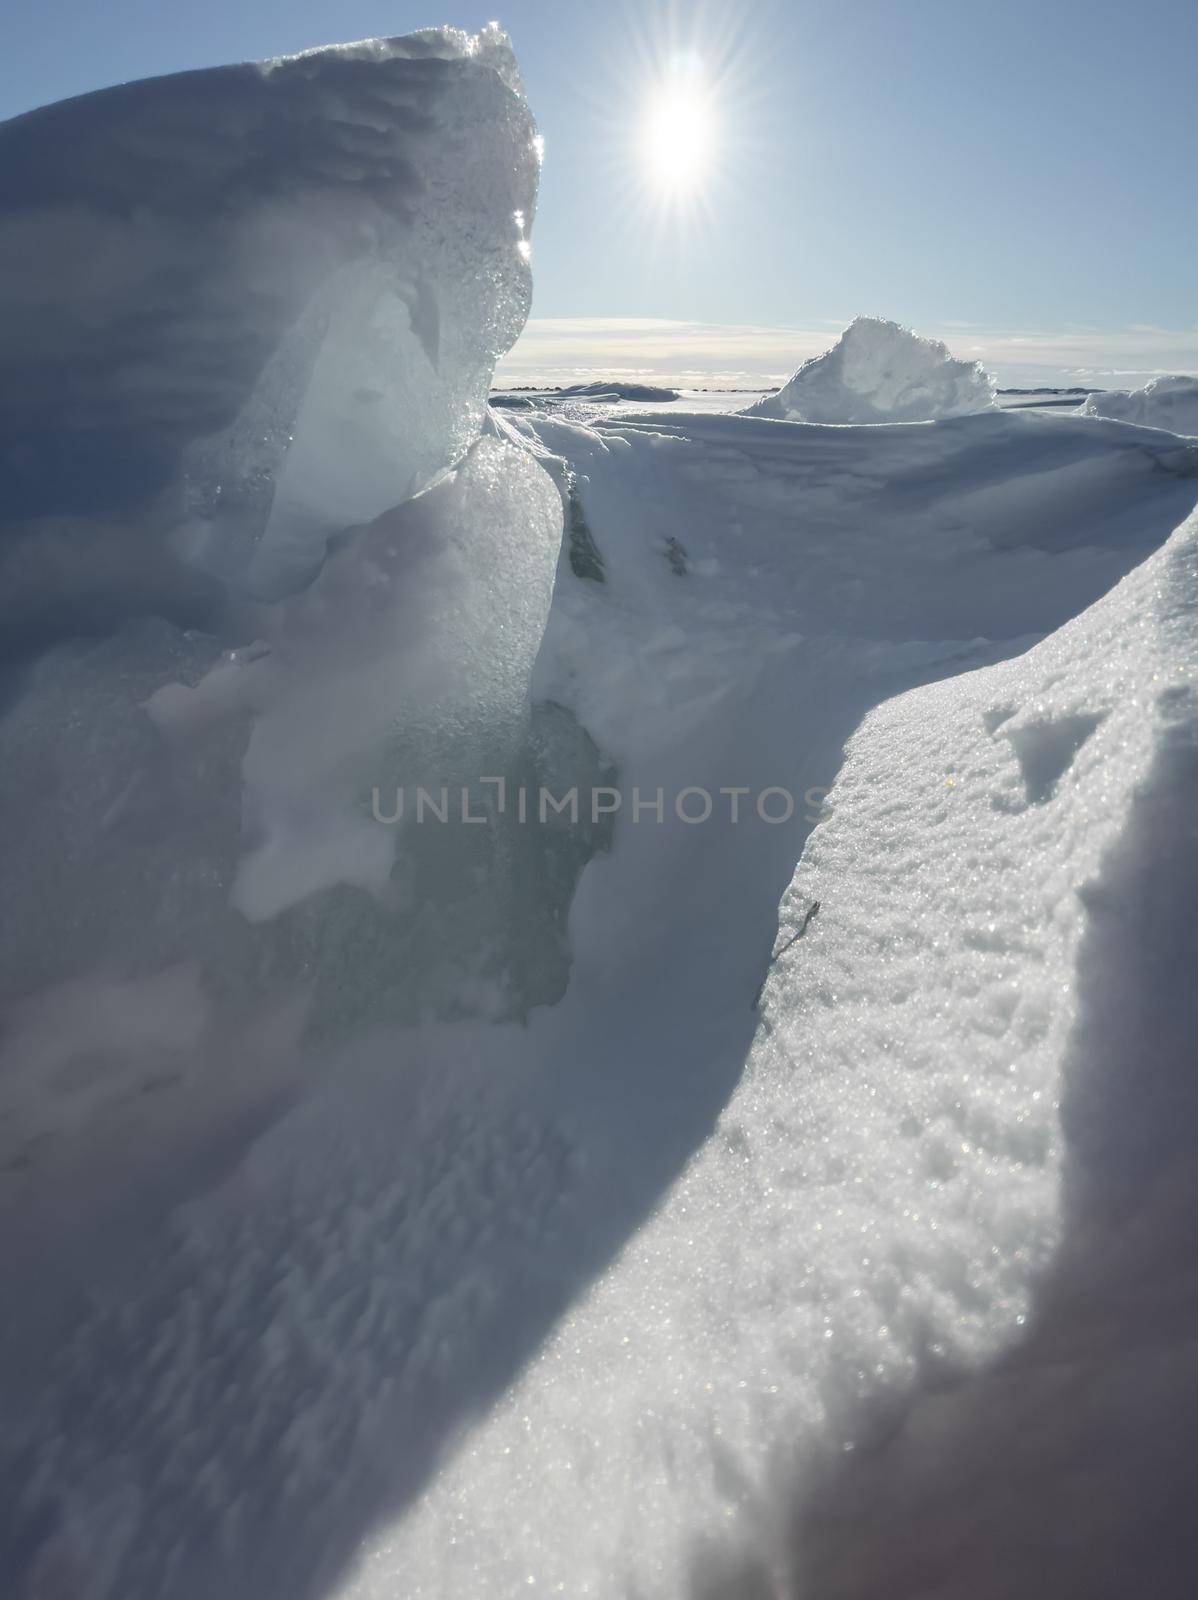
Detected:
left=2, top=27, right=1198, bottom=1600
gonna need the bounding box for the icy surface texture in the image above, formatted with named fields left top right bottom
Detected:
left=0, top=440, right=572, bottom=1051
left=747, top=315, right=996, bottom=424
left=1082, top=373, right=1198, bottom=436
left=149, top=435, right=564, bottom=926
left=0, top=24, right=541, bottom=639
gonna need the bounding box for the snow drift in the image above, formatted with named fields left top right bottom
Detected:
left=1082, top=374, right=1198, bottom=436
left=326, top=399, right=1195, bottom=1597
left=747, top=315, right=996, bottom=424
left=357, top=502, right=1198, bottom=1599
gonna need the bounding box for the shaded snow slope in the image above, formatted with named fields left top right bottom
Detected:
left=1082, top=374, right=1198, bottom=436
left=0, top=24, right=540, bottom=651
left=746, top=316, right=996, bottom=424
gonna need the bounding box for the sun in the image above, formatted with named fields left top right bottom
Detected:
left=595, top=16, right=758, bottom=240
left=642, top=67, right=715, bottom=195
left=643, top=72, right=716, bottom=194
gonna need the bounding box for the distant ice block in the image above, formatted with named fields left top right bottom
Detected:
left=0, top=25, right=542, bottom=648
left=1082, top=374, right=1198, bottom=436
left=747, top=315, right=996, bottom=424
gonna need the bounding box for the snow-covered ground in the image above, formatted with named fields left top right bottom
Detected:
left=492, top=385, right=1098, bottom=425
left=491, top=383, right=757, bottom=423
left=3, top=27, right=1198, bottom=1600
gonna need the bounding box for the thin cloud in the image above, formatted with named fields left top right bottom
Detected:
left=499, top=318, right=1198, bottom=389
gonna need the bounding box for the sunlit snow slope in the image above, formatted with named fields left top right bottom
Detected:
left=3, top=30, right=1198, bottom=1600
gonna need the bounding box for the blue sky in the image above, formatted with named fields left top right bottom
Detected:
left=4, top=0, right=1196, bottom=385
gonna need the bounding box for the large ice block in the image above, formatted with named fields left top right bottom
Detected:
left=0, top=25, right=542, bottom=652
left=746, top=315, right=995, bottom=424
